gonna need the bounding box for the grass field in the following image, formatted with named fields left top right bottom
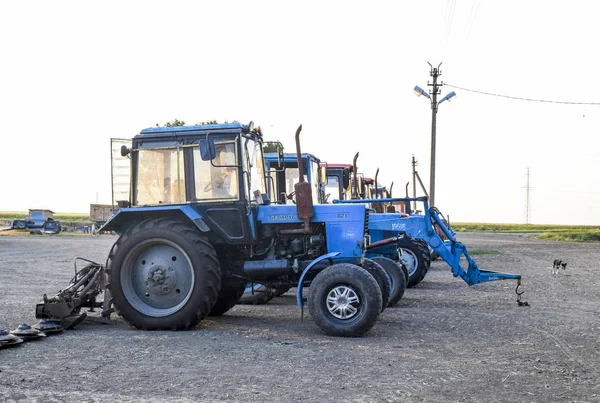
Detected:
left=2, top=212, right=599, bottom=242
left=453, top=222, right=600, bottom=242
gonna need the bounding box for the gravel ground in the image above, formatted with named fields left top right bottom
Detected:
left=1, top=232, right=599, bottom=402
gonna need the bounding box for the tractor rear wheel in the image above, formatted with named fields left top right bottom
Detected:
left=308, top=263, right=382, bottom=337
left=209, top=281, right=246, bottom=316
left=106, top=218, right=221, bottom=330
left=273, top=285, right=291, bottom=297
left=370, top=256, right=406, bottom=307
left=397, top=238, right=430, bottom=288
left=362, top=258, right=391, bottom=311
left=238, top=283, right=275, bottom=305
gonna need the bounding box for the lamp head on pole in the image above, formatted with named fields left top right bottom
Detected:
left=413, top=85, right=431, bottom=99
left=439, top=91, right=456, bottom=104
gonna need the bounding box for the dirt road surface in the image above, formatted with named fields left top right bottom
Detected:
left=1, top=233, right=599, bottom=402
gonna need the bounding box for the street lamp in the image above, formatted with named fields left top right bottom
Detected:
left=414, top=63, right=456, bottom=208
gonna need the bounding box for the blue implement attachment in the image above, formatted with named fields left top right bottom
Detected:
left=335, top=196, right=528, bottom=305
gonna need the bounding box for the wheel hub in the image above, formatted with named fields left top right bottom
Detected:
left=326, top=285, right=360, bottom=320
left=145, top=264, right=176, bottom=295
left=398, top=248, right=418, bottom=276
left=121, top=238, right=195, bottom=317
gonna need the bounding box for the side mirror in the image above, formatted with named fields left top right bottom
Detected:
left=120, top=145, right=131, bottom=157
left=199, top=139, right=216, bottom=161
left=320, top=166, right=327, bottom=184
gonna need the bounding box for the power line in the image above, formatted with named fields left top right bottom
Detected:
left=444, top=0, right=456, bottom=43
left=465, top=0, right=480, bottom=41
left=445, top=83, right=600, bottom=105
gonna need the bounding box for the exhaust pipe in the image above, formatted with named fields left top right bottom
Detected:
left=280, top=124, right=313, bottom=235
left=352, top=152, right=359, bottom=199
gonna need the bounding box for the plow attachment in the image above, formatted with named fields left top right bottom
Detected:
left=35, top=257, right=112, bottom=322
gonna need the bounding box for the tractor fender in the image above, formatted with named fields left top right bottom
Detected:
left=100, top=205, right=211, bottom=235
left=296, top=252, right=341, bottom=308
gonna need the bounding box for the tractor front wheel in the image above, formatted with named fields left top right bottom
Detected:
left=362, top=259, right=392, bottom=311
left=106, top=218, right=221, bottom=330
left=308, top=263, right=382, bottom=337
left=397, top=238, right=430, bottom=288
left=370, top=256, right=407, bottom=307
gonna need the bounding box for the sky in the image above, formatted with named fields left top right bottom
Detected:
left=1, top=1, right=599, bottom=225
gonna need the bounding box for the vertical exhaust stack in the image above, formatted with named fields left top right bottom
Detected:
left=293, top=125, right=314, bottom=232
left=374, top=168, right=379, bottom=199
left=373, top=168, right=384, bottom=213
left=352, top=152, right=360, bottom=199
left=386, top=182, right=395, bottom=212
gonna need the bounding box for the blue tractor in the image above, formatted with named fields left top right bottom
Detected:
left=98, top=122, right=390, bottom=336
left=262, top=152, right=414, bottom=306
left=322, top=157, right=431, bottom=288
left=265, top=151, right=527, bottom=305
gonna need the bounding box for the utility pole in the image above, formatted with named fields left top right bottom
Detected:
left=428, top=64, right=441, bottom=208
left=523, top=167, right=531, bottom=224
left=411, top=155, right=417, bottom=211
left=414, top=63, right=455, bottom=209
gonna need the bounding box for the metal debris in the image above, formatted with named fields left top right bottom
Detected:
left=0, top=329, right=24, bottom=347
left=33, top=320, right=64, bottom=335
left=10, top=324, right=47, bottom=341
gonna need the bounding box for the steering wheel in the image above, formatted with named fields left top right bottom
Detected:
left=286, top=191, right=296, bottom=204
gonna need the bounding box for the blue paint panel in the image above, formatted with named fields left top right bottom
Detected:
left=256, top=203, right=366, bottom=259
left=256, top=204, right=365, bottom=224
left=101, top=205, right=205, bottom=234
left=326, top=222, right=363, bottom=257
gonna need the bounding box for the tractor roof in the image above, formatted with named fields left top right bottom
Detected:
left=264, top=152, right=321, bottom=163
left=323, top=163, right=353, bottom=170
left=137, top=122, right=249, bottom=139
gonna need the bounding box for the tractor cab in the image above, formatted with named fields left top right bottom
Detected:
left=264, top=152, right=324, bottom=204
left=321, top=163, right=353, bottom=202
left=364, top=178, right=389, bottom=199
left=103, top=122, right=268, bottom=244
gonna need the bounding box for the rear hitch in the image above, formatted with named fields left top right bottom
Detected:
left=516, top=278, right=529, bottom=307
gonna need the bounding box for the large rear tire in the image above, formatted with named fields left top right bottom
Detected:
left=238, top=283, right=275, bottom=305
left=362, top=258, right=391, bottom=311
left=397, top=238, right=430, bottom=288
left=308, top=263, right=382, bottom=337
left=273, top=285, right=291, bottom=297
left=209, top=281, right=246, bottom=316
left=106, top=218, right=221, bottom=330
left=370, top=256, right=406, bottom=307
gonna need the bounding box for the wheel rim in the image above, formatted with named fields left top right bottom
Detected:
left=398, top=248, right=418, bottom=277
left=120, top=238, right=195, bottom=317
left=325, top=285, right=361, bottom=320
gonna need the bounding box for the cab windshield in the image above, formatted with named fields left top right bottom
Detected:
left=193, top=142, right=240, bottom=201
left=244, top=138, right=267, bottom=201
left=135, top=148, right=185, bottom=206
left=325, top=175, right=341, bottom=201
